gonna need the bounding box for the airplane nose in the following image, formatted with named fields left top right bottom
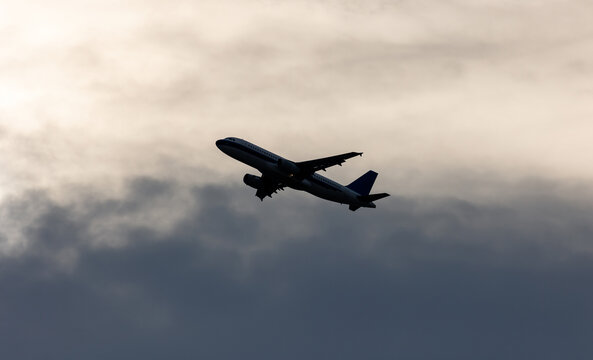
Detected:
left=215, top=139, right=224, bottom=149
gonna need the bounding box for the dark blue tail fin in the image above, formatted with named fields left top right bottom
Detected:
left=346, top=170, right=378, bottom=196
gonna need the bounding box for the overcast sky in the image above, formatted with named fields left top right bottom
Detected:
left=1, top=1, right=593, bottom=359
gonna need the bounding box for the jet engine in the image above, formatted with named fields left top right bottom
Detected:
left=277, top=158, right=300, bottom=176
left=243, top=174, right=264, bottom=189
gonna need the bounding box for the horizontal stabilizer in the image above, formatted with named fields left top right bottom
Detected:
left=358, top=193, right=390, bottom=203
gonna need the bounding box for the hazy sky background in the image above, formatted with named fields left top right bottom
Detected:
left=1, top=1, right=593, bottom=358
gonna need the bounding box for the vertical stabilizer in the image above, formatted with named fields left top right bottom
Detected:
left=346, top=170, right=378, bottom=196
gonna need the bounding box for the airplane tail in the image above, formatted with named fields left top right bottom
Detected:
left=346, top=171, right=390, bottom=211
left=346, top=170, right=378, bottom=196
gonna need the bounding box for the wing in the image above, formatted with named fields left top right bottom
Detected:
left=255, top=174, right=284, bottom=201
left=296, top=152, right=362, bottom=174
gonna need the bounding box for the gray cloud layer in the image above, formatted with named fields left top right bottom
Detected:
left=2, top=176, right=593, bottom=359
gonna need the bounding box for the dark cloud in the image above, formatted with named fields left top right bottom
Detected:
left=1, top=176, right=593, bottom=359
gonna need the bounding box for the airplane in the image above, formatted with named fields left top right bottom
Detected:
left=216, top=137, right=389, bottom=211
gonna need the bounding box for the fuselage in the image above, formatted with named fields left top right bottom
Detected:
left=216, top=137, right=374, bottom=208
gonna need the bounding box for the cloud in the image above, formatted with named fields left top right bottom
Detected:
left=1, top=175, right=593, bottom=359
left=2, top=0, right=593, bottom=196
left=2, top=1, right=593, bottom=357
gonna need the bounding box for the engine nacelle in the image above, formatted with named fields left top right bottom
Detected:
left=243, top=174, right=264, bottom=189
left=277, top=158, right=300, bottom=176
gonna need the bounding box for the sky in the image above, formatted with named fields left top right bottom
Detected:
left=1, top=0, right=593, bottom=358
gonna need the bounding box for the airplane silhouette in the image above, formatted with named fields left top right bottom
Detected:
left=216, top=137, right=389, bottom=211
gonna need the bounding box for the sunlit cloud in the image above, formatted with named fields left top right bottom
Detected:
left=0, top=0, right=592, bottom=240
